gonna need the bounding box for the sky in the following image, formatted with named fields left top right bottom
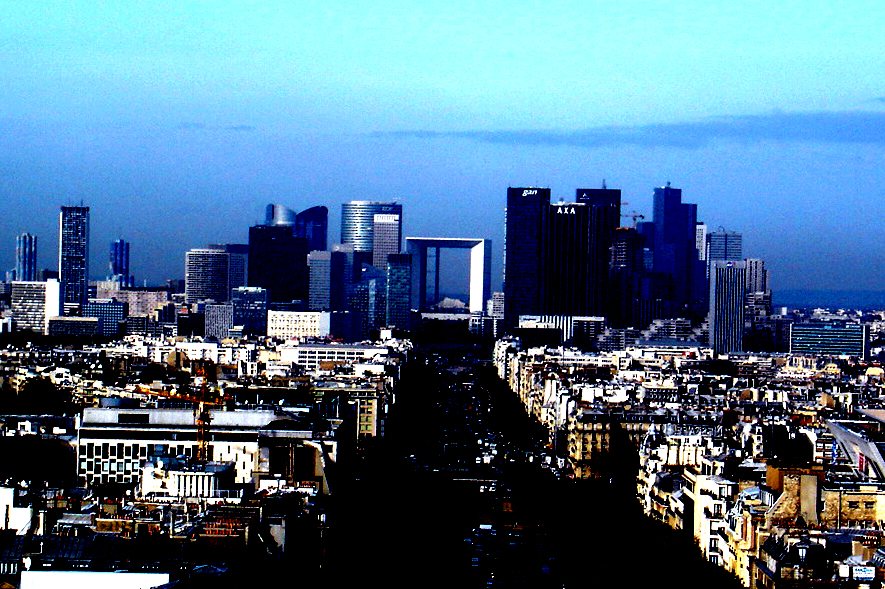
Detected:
left=1, top=1, right=884, bottom=295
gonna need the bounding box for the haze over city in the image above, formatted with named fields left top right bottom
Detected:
left=2, top=1, right=884, bottom=294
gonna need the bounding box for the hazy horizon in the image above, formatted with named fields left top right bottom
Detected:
left=2, top=2, right=883, bottom=293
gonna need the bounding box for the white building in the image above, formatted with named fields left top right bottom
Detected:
left=267, top=310, right=331, bottom=340
left=278, top=342, right=389, bottom=371
left=11, top=279, right=60, bottom=334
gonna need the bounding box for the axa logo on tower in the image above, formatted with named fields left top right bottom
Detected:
left=522, top=189, right=537, bottom=196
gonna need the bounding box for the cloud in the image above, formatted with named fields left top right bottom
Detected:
left=381, top=110, right=885, bottom=149
left=177, top=122, right=255, bottom=132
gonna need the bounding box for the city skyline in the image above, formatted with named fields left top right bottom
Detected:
left=1, top=2, right=883, bottom=294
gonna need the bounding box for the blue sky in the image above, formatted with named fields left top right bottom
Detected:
left=1, top=1, right=883, bottom=292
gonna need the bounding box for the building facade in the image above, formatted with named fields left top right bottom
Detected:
left=385, top=252, right=412, bottom=329
left=59, top=206, right=90, bottom=308
left=709, top=260, right=746, bottom=355
left=84, top=298, right=128, bottom=337
left=503, top=187, right=550, bottom=328
left=248, top=224, right=308, bottom=304
left=295, top=205, right=329, bottom=252
left=789, top=321, right=869, bottom=358
left=184, top=248, right=230, bottom=304
left=205, top=303, right=234, bottom=340
left=651, top=184, right=704, bottom=318
left=11, top=279, right=61, bottom=334
left=231, top=286, right=269, bottom=336
left=340, top=201, right=402, bottom=256
left=371, top=213, right=402, bottom=268
left=267, top=310, right=332, bottom=340
left=15, top=233, right=37, bottom=282
left=109, top=238, right=132, bottom=287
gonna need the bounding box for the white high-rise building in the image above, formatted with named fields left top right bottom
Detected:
left=11, top=279, right=61, bottom=334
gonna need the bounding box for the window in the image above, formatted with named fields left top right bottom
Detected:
left=865, top=502, right=875, bottom=509
left=848, top=501, right=859, bottom=509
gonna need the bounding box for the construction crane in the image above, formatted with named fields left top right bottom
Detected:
left=135, top=359, right=227, bottom=463
left=621, top=210, right=646, bottom=228
left=191, top=360, right=222, bottom=463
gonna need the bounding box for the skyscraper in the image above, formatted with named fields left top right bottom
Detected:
left=248, top=224, right=308, bottom=304
left=265, top=203, right=296, bottom=227
left=308, top=250, right=332, bottom=310
left=295, top=205, right=329, bottom=253
left=542, top=200, right=593, bottom=316
left=59, top=205, right=90, bottom=308
left=109, top=238, right=132, bottom=287
left=372, top=213, right=402, bottom=268
left=575, top=186, right=621, bottom=317
left=386, top=253, right=412, bottom=329
left=184, top=248, right=230, bottom=304
left=705, top=228, right=742, bottom=277
left=341, top=201, right=402, bottom=258
left=330, top=244, right=354, bottom=311
left=352, top=263, right=386, bottom=339
left=503, top=187, right=550, bottom=327
left=15, top=233, right=37, bottom=282
left=208, top=243, right=249, bottom=292
left=502, top=185, right=619, bottom=328
left=744, top=258, right=770, bottom=294
left=709, top=260, right=746, bottom=355
left=651, top=184, right=703, bottom=317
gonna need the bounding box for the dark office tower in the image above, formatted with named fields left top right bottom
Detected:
left=635, top=221, right=656, bottom=271
left=503, top=187, right=551, bottom=327
left=59, top=205, right=90, bottom=308
left=386, top=253, right=412, bottom=329
left=709, top=260, right=746, bottom=355
left=353, top=263, right=387, bottom=339
left=743, top=257, right=773, bottom=350
left=247, top=224, right=308, bottom=304
left=209, top=243, right=249, bottom=290
left=651, top=184, right=702, bottom=317
left=576, top=186, right=621, bottom=316
left=225, top=244, right=249, bottom=290
left=84, top=298, right=128, bottom=337
left=330, top=244, right=353, bottom=311
left=295, top=206, right=329, bottom=253
left=341, top=201, right=402, bottom=255
left=542, top=201, right=592, bottom=315
left=15, top=233, right=37, bottom=282
left=109, top=239, right=132, bottom=287
left=184, top=248, right=230, bottom=304
left=265, top=203, right=296, bottom=227
left=608, top=227, right=643, bottom=328
left=308, top=250, right=332, bottom=310
left=231, top=286, right=269, bottom=336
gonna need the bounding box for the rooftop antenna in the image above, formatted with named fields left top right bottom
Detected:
left=602, top=179, right=607, bottom=189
